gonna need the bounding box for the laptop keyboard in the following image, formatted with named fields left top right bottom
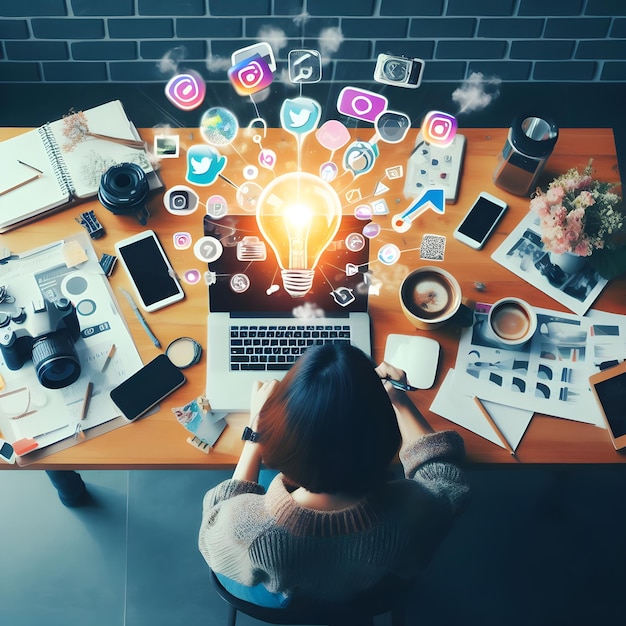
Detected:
left=229, top=323, right=352, bottom=371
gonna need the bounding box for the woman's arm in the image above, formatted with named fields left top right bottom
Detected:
left=231, top=379, right=278, bottom=482
left=375, top=361, right=433, bottom=442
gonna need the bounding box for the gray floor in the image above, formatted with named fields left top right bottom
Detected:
left=1, top=466, right=625, bottom=626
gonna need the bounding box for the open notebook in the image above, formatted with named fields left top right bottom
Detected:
left=0, top=100, right=161, bottom=232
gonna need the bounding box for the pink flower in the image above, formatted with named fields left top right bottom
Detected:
left=546, top=186, right=565, bottom=204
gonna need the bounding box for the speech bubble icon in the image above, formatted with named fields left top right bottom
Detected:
left=316, top=120, right=351, bottom=153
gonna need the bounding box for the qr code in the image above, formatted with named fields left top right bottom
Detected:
left=420, top=234, right=446, bottom=261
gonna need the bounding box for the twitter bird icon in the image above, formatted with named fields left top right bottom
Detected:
left=280, top=97, right=321, bottom=138
left=186, top=144, right=227, bottom=186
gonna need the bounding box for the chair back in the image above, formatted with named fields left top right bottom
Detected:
left=209, top=570, right=410, bottom=626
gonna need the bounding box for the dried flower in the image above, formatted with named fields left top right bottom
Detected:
left=531, top=159, right=624, bottom=256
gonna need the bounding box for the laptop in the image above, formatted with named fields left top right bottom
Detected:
left=204, top=214, right=372, bottom=411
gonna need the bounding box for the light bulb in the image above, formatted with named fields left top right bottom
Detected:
left=256, top=172, right=342, bottom=298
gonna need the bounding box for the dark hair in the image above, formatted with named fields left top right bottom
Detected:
left=258, top=343, right=400, bottom=496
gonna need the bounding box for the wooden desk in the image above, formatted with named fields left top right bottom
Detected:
left=1, top=127, right=624, bottom=467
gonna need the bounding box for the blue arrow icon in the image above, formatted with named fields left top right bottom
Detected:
left=392, top=188, right=445, bottom=233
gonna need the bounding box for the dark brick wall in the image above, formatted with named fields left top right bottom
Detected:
left=0, top=0, right=625, bottom=83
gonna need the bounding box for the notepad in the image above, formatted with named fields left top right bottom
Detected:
left=0, top=100, right=161, bottom=232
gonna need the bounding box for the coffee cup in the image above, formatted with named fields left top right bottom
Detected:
left=400, top=266, right=473, bottom=330
left=484, top=297, right=537, bottom=347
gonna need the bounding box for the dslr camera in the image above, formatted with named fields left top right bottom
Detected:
left=0, top=295, right=81, bottom=389
left=374, top=53, right=424, bottom=89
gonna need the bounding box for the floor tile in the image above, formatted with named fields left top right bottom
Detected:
left=0, top=470, right=128, bottom=626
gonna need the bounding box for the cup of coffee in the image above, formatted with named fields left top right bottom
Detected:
left=485, top=297, right=537, bottom=347
left=400, top=266, right=473, bottom=330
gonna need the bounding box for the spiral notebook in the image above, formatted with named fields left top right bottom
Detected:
left=0, top=100, right=161, bottom=233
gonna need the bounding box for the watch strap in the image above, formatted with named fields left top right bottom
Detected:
left=241, top=426, right=261, bottom=442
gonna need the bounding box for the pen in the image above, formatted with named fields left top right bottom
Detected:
left=384, top=376, right=419, bottom=392
left=473, top=396, right=517, bottom=458
left=119, top=288, right=161, bottom=348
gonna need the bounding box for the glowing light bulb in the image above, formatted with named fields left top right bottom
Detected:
left=256, top=172, right=342, bottom=298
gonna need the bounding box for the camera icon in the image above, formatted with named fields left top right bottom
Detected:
left=422, top=111, right=458, bottom=147
left=228, top=54, right=273, bottom=95
left=170, top=190, right=189, bottom=211
left=374, top=54, right=424, bottom=89
left=238, top=61, right=262, bottom=88
left=163, top=185, right=199, bottom=215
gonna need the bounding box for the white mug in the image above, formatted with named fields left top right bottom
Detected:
left=483, top=297, right=537, bottom=347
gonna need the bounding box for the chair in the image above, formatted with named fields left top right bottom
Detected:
left=210, top=570, right=411, bottom=626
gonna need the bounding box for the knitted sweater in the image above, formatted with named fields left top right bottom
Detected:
left=199, top=430, right=469, bottom=602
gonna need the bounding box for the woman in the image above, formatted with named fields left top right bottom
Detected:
left=199, top=343, right=469, bottom=607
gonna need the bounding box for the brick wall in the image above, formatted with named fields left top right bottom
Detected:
left=1, top=0, right=625, bottom=83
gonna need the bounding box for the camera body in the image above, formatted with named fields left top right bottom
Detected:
left=98, top=161, right=150, bottom=224
left=0, top=296, right=82, bottom=389
left=374, top=53, right=424, bottom=89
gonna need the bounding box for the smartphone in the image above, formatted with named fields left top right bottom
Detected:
left=110, top=354, right=186, bottom=422
left=114, top=230, right=185, bottom=312
left=589, top=361, right=626, bottom=450
left=453, top=192, right=508, bottom=250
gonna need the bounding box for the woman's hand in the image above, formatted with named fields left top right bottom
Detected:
left=249, top=379, right=278, bottom=430
left=375, top=361, right=410, bottom=404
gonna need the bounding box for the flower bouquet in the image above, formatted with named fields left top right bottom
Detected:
left=530, top=159, right=626, bottom=279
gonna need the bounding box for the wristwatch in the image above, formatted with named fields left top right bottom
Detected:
left=241, top=426, right=261, bottom=442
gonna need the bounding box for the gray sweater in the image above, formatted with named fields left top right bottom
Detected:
left=198, top=431, right=469, bottom=602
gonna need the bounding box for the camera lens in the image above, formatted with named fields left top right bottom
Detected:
left=31, top=330, right=81, bottom=389
left=98, top=162, right=150, bottom=223
left=382, top=59, right=408, bottom=82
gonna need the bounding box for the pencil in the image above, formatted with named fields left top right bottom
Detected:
left=101, top=344, right=116, bottom=372
left=473, top=396, right=517, bottom=457
left=384, top=376, right=419, bottom=392
left=80, top=381, right=94, bottom=421
left=0, top=173, right=41, bottom=196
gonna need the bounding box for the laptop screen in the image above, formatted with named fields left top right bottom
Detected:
left=204, top=214, right=370, bottom=315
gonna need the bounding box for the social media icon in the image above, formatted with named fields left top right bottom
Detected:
left=186, top=145, right=227, bottom=186
left=331, top=287, right=355, bottom=307
left=232, top=42, right=276, bottom=72
left=230, top=273, right=251, bottom=294
left=259, top=149, right=276, bottom=170
left=320, top=161, right=338, bottom=182
left=183, top=269, right=202, bottom=285
left=354, top=205, right=372, bottom=220
left=337, top=87, right=388, bottom=123
left=164, top=185, right=199, bottom=215
left=200, top=107, right=238, bottom=146
left=343, top=141, right=376, bottom=176
left=422, top=110, right=457, bottom=147
left=378, top=243, right=401, bottom=266
left=206, top=194, right=228, bottom=219
left=194, top=236, right=224, bottom=263
left=164, top=71, right=206, bottom=110
left=345, top=233, right=365, bottom=252
left=362, top=222, right=381, bottom=239
left=316, top=120, right=351, bottom=153
left=173, top=232, right=192, bottom=250
left=288, top=49, right=322, bottom=83
left=280, top=97, right=321, bottom=136
left=375, top=110, right=411, bottom=144
left=228, top=54, right=273, bottom=96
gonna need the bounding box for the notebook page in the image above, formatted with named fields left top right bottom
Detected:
left=0, top=128, right=71, bottom=230
left=46, top=99, right=155, bottom=199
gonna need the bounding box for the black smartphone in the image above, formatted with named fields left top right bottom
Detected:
left=453, top=191, right=508, bottom=250
left=114, top=230, right=185, bottom=312
left=110, top=354, right=186, bottom=422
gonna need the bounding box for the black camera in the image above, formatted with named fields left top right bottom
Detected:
left=374, top=53, right=424, bottom=89
left=98, top=161, right=150, bottom=225
left=0, top=296, right=81, bottom=389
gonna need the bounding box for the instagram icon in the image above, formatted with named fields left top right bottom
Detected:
left=422, top=111, right=457, bottom=147
left=228, top=54, right=273, bottom=96
left=164, top=71, right=206, bottom=111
